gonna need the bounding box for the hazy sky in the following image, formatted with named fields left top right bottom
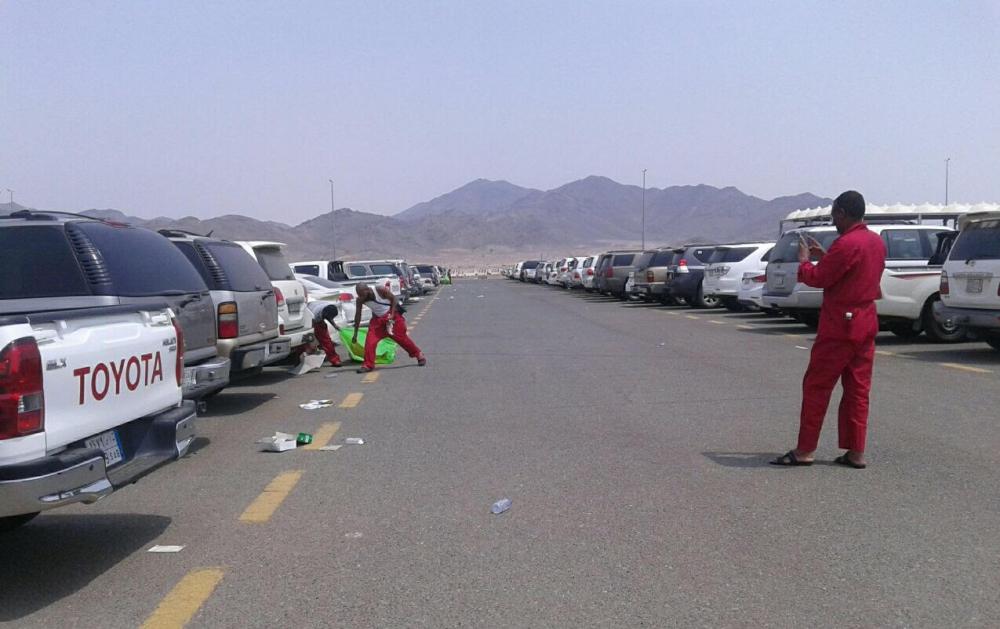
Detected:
left=2, top=1, right=998, bottom=223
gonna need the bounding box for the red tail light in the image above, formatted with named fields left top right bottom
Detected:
left=939, top=271, right=949, bottom=296
left=0, top=337, right=45, bottom=440
left=646, top=270, right=654, bottom=282
left=171, top=317, right=185, bottom=387
left=339, top=293, right=354, bottom=302
left=752, top=274, right=767, bottom=283
left=587, top=268, right=594, bottom=276
left=678, top=259, right=688, bottom=267
left=560, top=267, right=567, bottom=272
left=605, top=268, right=613, bottom=278
left=274, top=287, right=285, bottom=307
left=218, top=302, right=239, bottom=339
left=574, top=272, right=580, bottom=280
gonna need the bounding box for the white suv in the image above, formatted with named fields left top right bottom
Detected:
left=703, top=242, right=773, bottom=311
left=934, top=212, right=1000, bottom=350
left=236, top=242, right=313, bottom=354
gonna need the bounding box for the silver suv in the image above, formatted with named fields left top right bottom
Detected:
left=163, top=231, right=289, bottom=375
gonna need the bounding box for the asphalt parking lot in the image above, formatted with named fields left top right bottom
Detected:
left=3, top=279, right=999, bottom=628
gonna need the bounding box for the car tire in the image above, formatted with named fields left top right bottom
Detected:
left=922, top=296, right=967, bottom=343
left=0, top=512, right=39, bottom=532
left=694, top=284, right=719, bottom=309
left=722, top=298, right=743, bottom=312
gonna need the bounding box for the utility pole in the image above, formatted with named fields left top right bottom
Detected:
left=641, top=169, right=647, bottom=250
left=5, top=188, right=12, bottom=206
left=944, top=158, right=951, bottom=206
left=328, top=179, right=337, bottom=261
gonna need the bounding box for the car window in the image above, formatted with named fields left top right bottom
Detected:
left=202, top=241, right=272, bottom=292
left=370, top=264, right=396, bottom=276
left=649, top=251, right=674, bottom=266
left=686, top=248, right=715, bottom=264
left=882, top=229, right=926, bottom=260
left=949, top=220, right=1000, bottom=261
left=770, top=231, right=839, bottom=263
left=76, top=223, right=207, bottom=296
left=302, top=275, right=341, bottom=288
left=583, top=257, right=594, bottom=268
left=416, top=265, right=435, bottom=273
left=254, top=247, right=295, bottom=281
left=522, top=261, right=539, bottom=269
left=348, top=265, right=367, bottom=276
left=719, top=247, right=756, bottom=263
left=612, top=254, right=635, bottom=266
left=0, top=226, right=90, bottom=300
left=633, top=252, right=655, bottom=268
left=293, top=264, right=320, bottom=276
left=761, top=247, right=773, bottom=262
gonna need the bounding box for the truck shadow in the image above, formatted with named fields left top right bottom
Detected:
left=202, top=392, right=277, bottom=418
left=0, top=513, right=170, bottom=621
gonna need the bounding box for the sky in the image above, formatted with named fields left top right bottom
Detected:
left=1, top=1, right=998, bottom=223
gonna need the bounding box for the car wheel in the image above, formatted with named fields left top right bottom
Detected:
left=722, top=298, right=743, bottom=312
left=922, top=296, right=967, bottom=343
left=695, top=284, right=719, bottom=308
left=0, top=512, right=39, bottom=532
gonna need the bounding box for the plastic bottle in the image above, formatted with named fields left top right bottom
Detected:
left=490, top=498, right=512, bottom=515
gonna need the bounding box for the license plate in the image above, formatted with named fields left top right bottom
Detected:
left=183, top=367, right=196, bottom=387
left=86, top=430, right=124, bottom=467
left=775, top=276, right=785, bottom=288
left=289, top=303, right=301, bottom=315
left=967, top=278, right=983, bottom=293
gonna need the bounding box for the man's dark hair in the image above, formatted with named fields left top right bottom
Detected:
left=833, top=190, right=865, bottom=220
left=322, top=305, right=339, bottom=321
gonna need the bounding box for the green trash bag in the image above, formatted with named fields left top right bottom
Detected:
left=339, top=328, right=397, bottom=364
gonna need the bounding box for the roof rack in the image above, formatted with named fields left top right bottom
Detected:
left=157, top=228, right=214, bottom=238
left=0, top=209, right=125, bottom=225
left=780, top=203, right=1000, bottom=233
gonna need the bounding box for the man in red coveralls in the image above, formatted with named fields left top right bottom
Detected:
left=352, top=282, right=426, bottom=374
left=771, top=191, right=886, bottom=469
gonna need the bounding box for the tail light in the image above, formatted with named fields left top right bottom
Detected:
left=678, top=259, right=687, bottom=267
left=752, top=274, right=767, bottom=283
left=574, top=272, right=580, bottom=280
left=171, top=317, right=185, bottom=387
left=676, top=259, right=689, bottom=273
left=274, top=287, right=285, bottom=307
left=339, top=293, right=354, bottom=302
left=939, top=271, right=949, bottom=296
left=605, top=267, right=613, bottom=278
left=587, top=268, right=594, bottom=276
left=400, top=275, right=408, bottom=289
left=218, top=302, right=239, bottom=339
left=646, top=270, right=654, bottom=282
left=0, top=337, right=45, bottom=440
left=279, top=324, right=285, bottom=335
left=560, top=267, right=567, bottom=272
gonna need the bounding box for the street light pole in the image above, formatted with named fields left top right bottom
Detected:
left=944, top=158, right=950, bottom=206
left=5, top=189, right=12, bottom=206
left=641, top=169, right=647, bottom=250
left=328, top=179, right=337, bottom=261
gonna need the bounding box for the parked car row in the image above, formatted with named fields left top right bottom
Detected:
left=505, top=203, right=1000, bottom=350
left=0, top=208, right=448, bottom=529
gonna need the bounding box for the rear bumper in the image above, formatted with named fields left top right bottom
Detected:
left=0, top=402, right=196, bottom=518
left=280, top=327, right=315, bottom=351
left=182, top=356, right=231, bottom=400
left=231, top=338, right=292, bottom=371
left=933, top=302, right=1000, bottom=331
left=764, top=288, right=823, bottom=311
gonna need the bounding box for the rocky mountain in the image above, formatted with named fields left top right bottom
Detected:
left=5, top=177, right=830, bottom=262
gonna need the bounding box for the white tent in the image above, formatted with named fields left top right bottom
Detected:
left=784, top=203, right=1000, bottom=223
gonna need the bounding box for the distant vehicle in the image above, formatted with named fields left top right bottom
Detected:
left=414, top=264, right=441, bottom=288
left=579, top=254, right=601, bottom=291
left=934, top=210, right=1000, bottom=350
left=703, top=242, right=773, bottom=311
left=546, top=259, right=566, bottom=286
left=625, top=250, right=659, bottom=300
left=292, top=260, right=404, bottom=302
left=601, top=250, right=642, bottom=298
left=559, top=257, right=584, bottom=288
left=236, top=241, right=312, bottom=357
left=593, top=253, right=613, bottom=293
left=295, top=273, right=370, bottom=329
left=630, top=248, right=677, bottom=304
left=520, top=260, right=541, bottom=282
left=665, top=245, right=718, bottom=308
left=737, top=270, right=770, bottom=312
left=165, top=232, right=290, bottom=374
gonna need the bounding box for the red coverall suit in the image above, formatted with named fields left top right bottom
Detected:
left=363, top=309, right=423, bottom=370
left=796, top=223, right=886, bottom=453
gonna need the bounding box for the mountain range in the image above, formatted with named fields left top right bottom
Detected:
left=0, top=177, right=830, bottom=263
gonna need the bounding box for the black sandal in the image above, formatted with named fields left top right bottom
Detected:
left=769, top=450, right=813, bottom=467
left=833, top=453, right=867, bottom=469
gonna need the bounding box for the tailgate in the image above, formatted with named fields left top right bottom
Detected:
left=34, top=308, right=182, bottom=450
left=765, top=261, right=799, bottom=296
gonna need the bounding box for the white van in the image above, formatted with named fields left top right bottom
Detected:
left=933, top=211, right=1000, bottom=350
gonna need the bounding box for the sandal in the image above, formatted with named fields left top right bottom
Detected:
left=769, top=450, right=813, bottom=467
left=834, top=453, right=867, bottom=469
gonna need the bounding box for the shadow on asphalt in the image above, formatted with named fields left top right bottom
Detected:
left=186, top=436, right=211, bottom=455
left=702, top=451, right=779, bottom=468
left=202, top=392, right=277, bottom=418
left=0, top=513, right=171, bottom=620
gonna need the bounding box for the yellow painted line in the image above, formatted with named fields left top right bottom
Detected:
left=667, top=311, right=680, bottom=316
left=783, top=333, right=802, bottom=338
left=939, top=362, right=993, bottom=374
left=301, top=422, right=340, bottom=450
left=737, top=325, right=755, bottom=330
left=239, top=470, right=303, bottom=523
left=709, top=320, right=725, bottom=325
left=340, top=392, right=364, bottom=408
left=685, top=315, right=699, bottom=320
left=362, top=372, right=380, bottom=384
left=875, top=350, right=895, bottom=357
left=141, top=568, right=224, bottom=629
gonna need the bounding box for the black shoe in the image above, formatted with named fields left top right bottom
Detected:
left=356, top=366, right=374, bottom=374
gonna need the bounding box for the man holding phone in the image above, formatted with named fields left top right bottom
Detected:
left=771, top=191, right=886, bottom=469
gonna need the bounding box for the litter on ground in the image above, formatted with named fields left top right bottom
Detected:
left=257, top=432, right=298, bottom=452
left=299, top=399, right=335, bottom=410
left=148, top=545, right=185, bottom=553
left=490, top=498, right=512, bottom=515
left=344, top=437, right=365, bottom=445
left=288, top=353, right=326, bottom=376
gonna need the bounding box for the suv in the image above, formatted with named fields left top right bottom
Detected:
left=236, top=242, right=312, bottom=358
left=665, top=245, right=718, bottom=308
left=934, top=212, right=1000, bottom=349
left=578, top=254, right=601, bottom=291
left=0, top=212, right=228, bottom=400
left=164, top=232, right=289, bottom=374
left=625, top=250, right=659, bottom=300
left=630, top=248, right=677, bottom=304
left=766, top=224, right=961, bottom=340
left=703, top=242, right=773, bottom=311
left=599, top=250, right=641, bottom=298
left=519, top=260, right=541, bottom=282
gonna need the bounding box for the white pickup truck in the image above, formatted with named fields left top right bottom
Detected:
left=0, top=305, right=196, bottom=531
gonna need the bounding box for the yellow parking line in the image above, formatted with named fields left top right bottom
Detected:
left=939, top=362, right=993, bottom=374
left=875, top=350, right=895, bottom=357
left=340, top=392, right=364, bottom=408
left=686, top=315, right=699, bottom=320
left=783, top=333, right=802, bottom=338
left=239, top=471, right=303, bottom=523
left=141, top=568, right=224, bottom=629
left=667, top=311, right=680, bottom=316
left=301, top=422, right=340, bottom=450
left=362, top=372, right=380, bottom=384
left=709, top=320, right=725, bottom=325
left=737, top=325, right=755, bottom=330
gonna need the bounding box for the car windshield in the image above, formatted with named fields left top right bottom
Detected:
left=302, top=275, right=342, bottom=288
left=202, top=241, right=272, bottom=291
left=708, top=246, right=757, bottom=264
left=948, top=220, right=1000, bottom=261
left=633, top=252, right=655, bottom=269
left=254, top=248, right=295, bottom=280
left=293, top=264, right=321, bottom=276
left=612, top=254, right=635, bottom=266
left=770, top=231, right=840, bottom=263
left=648, top=250, right=674, bottom=266
left=370, top=264, right=397, bottom=275
left=522, top=261, right=540, bottom=269
left=0, top=226, right=90, bottom=300
left=416, top=265, right=435, bottom=273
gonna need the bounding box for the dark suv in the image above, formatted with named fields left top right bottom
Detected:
left=665, top=244, right=719, bottom=308
left=0, top=211, right=229, bottom=400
